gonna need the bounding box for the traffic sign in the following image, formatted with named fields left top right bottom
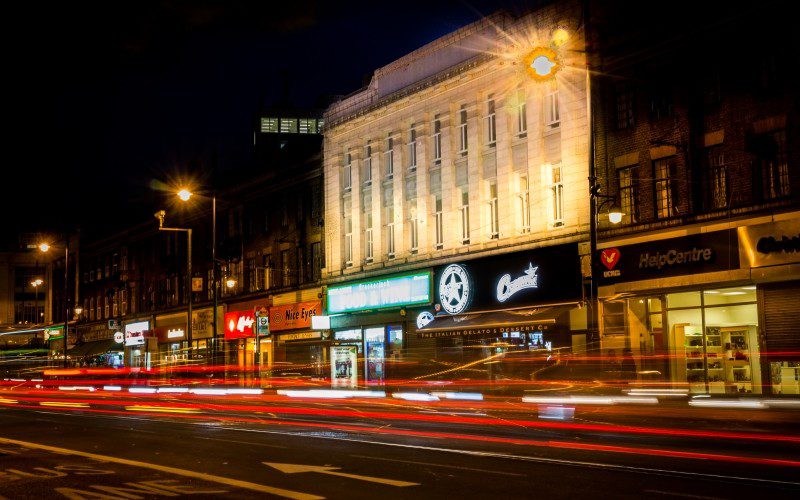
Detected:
left=257, top=315, right=270, bottom=337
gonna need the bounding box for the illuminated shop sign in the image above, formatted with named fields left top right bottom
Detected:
left=124, top=321, right=150, bottom=346
left=224, top=311, right=255, bottom=340
left=432, top=243, right=580, bottom=315
left=597, top=230, right=739, bottom=284
left=738, top=219, right=800, bottom=268
left=326, top=272, right=431, bottom=314
left=269, top=301, right=321, bottom=331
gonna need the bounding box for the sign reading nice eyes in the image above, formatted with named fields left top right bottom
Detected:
left=326, top=272, right=432, bottom=314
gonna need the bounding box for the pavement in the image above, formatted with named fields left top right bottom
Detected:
left=1, top=388, right=800, bottom=499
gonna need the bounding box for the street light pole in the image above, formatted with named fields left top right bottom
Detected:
left=212, top=194, right=218, bottom=366
left=156, top=211, right=193, bottom=362
left=63, top=240, right=70, bottom=368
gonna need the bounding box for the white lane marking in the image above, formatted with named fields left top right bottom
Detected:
left=349, top=454, right=525, bottom=477
left=264, top=462, right=418, bottom=487
left=227, top=427, right=800, bottom=488
left=196, top=436, right=287, bottom=449
left=0, top=437, right=322, bottom=500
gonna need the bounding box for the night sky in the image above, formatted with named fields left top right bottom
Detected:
left=3, top=0, right=522, bottom=248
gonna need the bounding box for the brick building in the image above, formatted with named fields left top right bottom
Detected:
left=591, top=0, right=800, bottom=394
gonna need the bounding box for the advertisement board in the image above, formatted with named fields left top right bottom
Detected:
left=124, top=321, right=150, bottom=347
left=432, top=243, right=581, bottom=315
left=738, top=219, right=800, bottom=269
left=224, top=311, right=255, bottom=340
left=596, top=230, right=739, bottom=285
left=327, top=272, right=431, bottom=314
left=269, top=301, right=321, bottom=332
left=330, top=345, right=358, bottom=388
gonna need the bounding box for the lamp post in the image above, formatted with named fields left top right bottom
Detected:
left=38, top=240, right=71, bottom=367
left=176, top=189, right=219, bottom=365
left=31, top=278, right=43, bottom=324
left=155, top=210, right=193, bottom=362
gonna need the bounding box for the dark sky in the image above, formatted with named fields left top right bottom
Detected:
left=3, top=0, right=521, bottom=247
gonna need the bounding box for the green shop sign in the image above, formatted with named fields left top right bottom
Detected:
left=326, top=271, right=432, bottom=314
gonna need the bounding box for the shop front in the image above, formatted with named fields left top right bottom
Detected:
left=224, top=298, right=268, bottom=371
left=415, top=243, right=585, bottom=382
left=327, top=271, right=432, bottom=385
left=154, top=312, right=188, bottom=366
left=596, top=223, right=787, bottom=394
left=191, top=306, right=223, bottom=362
left=45, top=325, right=76, bottom=362
left=269, top=290, right=324, bottom=377
left=71, top=322, right=124, bottom=368
left=123, top=318, right=153, bottom=369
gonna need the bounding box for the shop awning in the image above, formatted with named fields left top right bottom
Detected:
left=67, top=339, right=122, bottom=358
left=416, top=305, right=573, bottom=339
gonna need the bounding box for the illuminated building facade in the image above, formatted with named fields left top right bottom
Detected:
left=322, top=2, right=592, bottom=378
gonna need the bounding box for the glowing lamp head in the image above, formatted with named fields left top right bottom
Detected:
left=225, top=278, right=237, bottom=289
left=552, top=28, right=569, bottom=47
left=177, top=189, right=192, bottom=202
left=38, top=243, right=50, bottom=253
left=524, top=47, right=560, bottom=82
left=74, top=306, right=84, bottom=315
left=31, top=279, right=43, bottom=287
left=608, top=205, right=624, bottom=225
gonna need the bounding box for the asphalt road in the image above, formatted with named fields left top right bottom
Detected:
left=2, top=396, right=800, bottom=500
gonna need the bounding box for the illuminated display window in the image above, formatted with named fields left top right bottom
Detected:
left=299, top=118, right=317, bottom=134
left=260, top=117, right=279, bottom=133
left=326, top=271, right=432, bottom=314
left=280, top=118, right=298, bottom=133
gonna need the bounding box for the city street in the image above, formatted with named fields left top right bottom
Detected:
left=2, top=388, right=800, bottom=499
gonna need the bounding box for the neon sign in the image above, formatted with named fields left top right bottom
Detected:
left=327, top=272, right=431, bottom=314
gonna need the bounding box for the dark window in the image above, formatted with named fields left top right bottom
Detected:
left=649, top=87, right=673, bottom=121
left=618, top=166, right=640, bottom=224
left=653, top=157, right=679, bottom=219
left=615, top=85, right=635, bottom=129
left=755, top=130, right=790, bottom=201
left=310, top=242, right=322, bottom=282
left=706, top=147, right=727, bottom=209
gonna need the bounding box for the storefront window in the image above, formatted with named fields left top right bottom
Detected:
left=364, top=327, right=385, bottom=382
left=603, top=286, right=760, bottom=394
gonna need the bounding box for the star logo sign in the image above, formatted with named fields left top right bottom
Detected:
left=439, top=264, right=471, bottom=314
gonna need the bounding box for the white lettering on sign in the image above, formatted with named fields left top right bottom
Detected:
left=238, top=316, right=254, bottom=332
left=167, top=329, right=184, bottom=339
left=496, top=263, right=539, bottom=302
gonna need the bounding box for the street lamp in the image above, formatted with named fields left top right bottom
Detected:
left=155, top=210, right=194, bottom=361
left=175, top=188, right=219, bottom=365
left=31, top=279, right=43, bottom=324
left=225, top=277, right=237, bottom=289
left=38, top=240, right=71, bottom=367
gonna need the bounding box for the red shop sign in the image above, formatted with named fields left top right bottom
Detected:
left=224, top=311, right=255, bottom=340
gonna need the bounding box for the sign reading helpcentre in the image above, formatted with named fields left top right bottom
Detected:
left=326, top=272, right=432, bottom=314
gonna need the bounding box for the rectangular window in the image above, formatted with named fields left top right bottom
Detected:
left=386, top=205, right=396, bottom=259
left=551, top=164, right=564, bottom=226
left=759, top=130, right=790, bottom=200
left=344, top=217, right=353, bottom=267
left=342, top=149, right=352, bottom=191
left=616, top=85, right=635, bottom=129
left=460, top=189, right=470, bottom=244
left=545, top=91, right=560, bottom=129
left=408, top=126, right=417, bottom=171
left=280, top=118, right=298, bottom=133
left=247, top=258, right=259, bottom=292
left=435, top=196, right=444, bottom=250
left=458, top=105, right=468, bottom=155
left=365, top=213, right=374, bottom=262
left=489, top=182, right=499, bottom=239
left=433, top=116, right=442, bottom=165
left=363, top=141, right=372, bottom=185
left=385, top=135, right=394, bottom=179
left=708, top=148, right=727, bottom=209
left=310, top=243, right=321, bottom=282
left=89, top=298, right=95, bottom=321
left=516, top=90, right=527, bottom=137
left=485, top=95, right=496, bottom=147
left=280, top=249, right=292, bottom=287
left=649, top=88, right=673, bottom=121
left=112, top=295, right=118, bottom=317
left=121, top=289, right=127, bottom=316
left=298, top=118, right=317, bottom=134
left=410, top=209, right=419, bottom=253
left=654, top=157, right=677, bottom=218
left=296, top=247, right=305, bottom=285
left=618, top=166, right=640, bottom=224
left=260, top=117, right=279, bottom=133
left=519, top=175, right=530, bottom=233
